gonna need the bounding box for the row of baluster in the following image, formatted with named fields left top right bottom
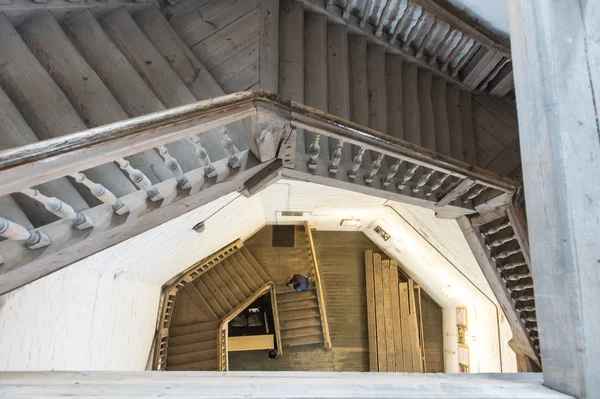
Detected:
left=307, top=133, right=487, bottom=202
left=0, top=129, right=240, bottom=256
left=327, top=0, right=509, bottom=90
left=480, top=218, right=539, bottom=351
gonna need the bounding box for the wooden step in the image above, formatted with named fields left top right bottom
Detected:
left=459, top=90, right=477, bottom=165
left=167, top=338, right=216, bottom=356
left=199, top=272, right=234, bottom=315
left=280, top=316, right=322, bottom=331
left=194, top=280, right=227, bottom=319
left=277, top=299, right=320, bottom=312
left=61, top=10, right=171, bottom=184
left=276, top=289, right=317, bottom=304
left=167, top=348, right=218, bottom=367
left=168, top=329, right=219, bottom=347
left=432, top=77, right=451, bottom=157
left=167, top=358, right=218, bottom=371
left=446, top=85, right=463, bottom=161
left=367, top=44, right=388, bottom=170
left=282, top=333, right=324, bottom=347
left=385, top=54, right=404, bottom=141
left=205, top=268, right=239, bottom=310
left=278, top=307, right=321, bottom=322
left=232, top=251, right=267, bottom=289
left=214, top=262, right=246, bottom=303
left=0, top=14, right=135, bottom=200
left=348, top=34, right=370, bottom=163
left=169, top=320, right=220, bottom=337
left=134, top=6, right=236, bottom=157
left=417, top=69, right=435, bottom=151
left=227, top=255, right=260, bottom=292
left=183, top=283, right=219, bottom=321
left=239, top=247, right=271, bottom=284
left=281, top=326, right=323, bottom=340
left=0, top=85, right=89, bottom=227
left=402, top=62, right=421, bottom=145
left=219, top=259, right=253, bottom=298
left=100, top=8, right=202, bottom=173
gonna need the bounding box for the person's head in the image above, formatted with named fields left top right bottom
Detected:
left=287, top=274, right=302, bottom=287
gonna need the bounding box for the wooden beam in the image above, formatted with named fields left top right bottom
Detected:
left=373, top=253, right=387, bottom=371
left=436, top=178, right=475, bottom=207
left=0, top=371, right=571, bottom=398
left=509, top=1, right=600, bottom=396
left=399, top=282, right=413, bottom=372
left=382, top=260, right=396, bottom=371
left=365, top=250, right=378, bottom=371
left=389, top=261, right=403, bottom=372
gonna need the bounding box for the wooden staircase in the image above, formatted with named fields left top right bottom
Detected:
left=162, top=241, right=275, bottom=371
left=277, top=286, right=326, bottom=347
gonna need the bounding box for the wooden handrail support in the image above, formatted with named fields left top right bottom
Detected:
left=304, top=221, right=332, bottom=349
left=217, top=282, right=281, bottom=371
left=0, top=90, right=519, bottom=197
left=152, top=239, right=244, bottom=370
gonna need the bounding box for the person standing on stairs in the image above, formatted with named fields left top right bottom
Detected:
left=287, top=274, right=310, bottom=292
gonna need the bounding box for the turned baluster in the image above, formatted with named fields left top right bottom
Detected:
left=397, top=164, right=420, bottom=190
left=415, top=20, right=438, bottom=59
left=506, top=272, right=532, bottom=282
left=308, top=133, right=321, bottom=171
left=479, top=58, right=511, bottom=91
left=21, top=188, right=93, bottom=230
left=529, top=325, right=539, bottom=332
left=326, top=0, right=334, bottom=10
left=0, top=217, right=51, bottom=249
left=402, top=9, right=426, bottom=52
left=498, top=260, right=527, bottom=271
left=516, top=294, right=536, bottom=302
left=511, top=282, right=534, bottom=292
left=518, top=304, right=536, bottom=312
left=461, top=185, right=486, bottom=203
left=329, top=140, right=343, bottom=174
left=523, top=315, right=537, bottom=323
left=342, top=2, right=352, bottom=20
left=156, top=145, right=191, bottom=189
left=412, top=169, right=434, bottom=193
left=425, top=173, right=450, bottom=196
left=382, top=160, right=402, bottom=187
left=375, top=0, right=393, bottom=37
left=429, top=28, right=455, bottom=66
left=117, top=159, right=163, bottom=202
left=494, top=247, right=521, bottom=260
left=365, top=153, right=384, bottom=184
left=191, top=135, right=217, bottom=178
left=389, top=1, right=412, bottom=45
left=451, top=42, right=480, bottom=77
left=359, top=0, right=374, bottom=28
left=348, top=147, right=366, bottom=180
left=487, top=234, right=516, bottom=248
left=481, top=221, right=511, bottom=236
left=440, top=34, right=467, bottom=72
left=71, top=172, right=129, bottom=215
left=222, top=128, right=240, bottom=168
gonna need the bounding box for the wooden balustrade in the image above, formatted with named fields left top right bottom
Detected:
left=328, top=140, right=343, bottom=174
left=402, top=9, right=426, bottom=52
left=156, top=145, right=191, bottom=190
left=71, top=172, right=129, bottom=215
left=0, top=217, right=51, bottom=249
left=117, top=159, right=163, bottom=202
left=20, top=188, right=93, bottom=229
left=365, top=153, right=384, bottom=184
left=191, top=135, right=217, bottom=178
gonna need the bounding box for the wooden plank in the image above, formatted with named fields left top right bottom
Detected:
left=386, top=55, right=404, bottom=141
left=446, top=85, right=463, bottom=161
left=205, top=268, right=239, bottom=309
left=348, top=34, right=370, bottom=162
left=259, top=0, right=279, bottom=92
left=367, top=44, right=388, bottom=168
left=418, top=70, right=435, bottom=151
left=365, top=250, right=378, bottom=371
left=417, top=287, right=426, bottom=372
left=304, top=12, right=329, bottom=155
left=389, top=262, right=403, bottom=371
left=459, top=91, right=477, bottom=165
left=402, top=63, right=421, bottom=145
left=327, top=23, right=352, bottom=163
left=0, top=371, right=572, bottom=398
left=431, top=78, right=451, bottom=156
left=408, top=279, right=423, bottom=372
left=506, top=201, right=531, bottom=267
left=228, top=334, right=274, bottom=351
left=304, top=221, right=331, bottom=348
left=398, top=282, right=413, bottom=372
left=373, top=253, right=387, bottom=372
left=485, top=139, right=521, bottom=176
left=200, top=272, right=235, bottom=314
left=194, top=279, right=226, bottom=319
left=435, top=178, right=475, bottom=207
left=382, top=260, right=396, bottom=372
left=184, top=283, right=219, bottom=320
left=219, top=259, right=254, bottom=298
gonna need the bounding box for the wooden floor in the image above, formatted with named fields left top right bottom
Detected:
left=229, top=229, right=444, bottom=372
left=164, top=0, right=260, bottom=92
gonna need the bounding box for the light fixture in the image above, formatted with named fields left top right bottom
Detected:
left=340, top=217, right=361, bottom=227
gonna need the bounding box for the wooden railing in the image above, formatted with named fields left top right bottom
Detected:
left=0, top=90, right=519, bottom=295
left=304, top=221, right=332, bottom=349
left=216, top=282, right=281, bottom=372
left=152, top=240, right=244, bottom=371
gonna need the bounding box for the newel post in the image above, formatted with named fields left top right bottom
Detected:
left=509, top=0, right=600, bottom=397
left=242, top=106, right=292, bottom=164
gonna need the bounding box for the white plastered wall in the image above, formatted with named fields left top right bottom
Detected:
left=0, top=179, right=516, bottom=372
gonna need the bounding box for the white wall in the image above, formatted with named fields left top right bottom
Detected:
left=0, top=179, right=516, bottom=372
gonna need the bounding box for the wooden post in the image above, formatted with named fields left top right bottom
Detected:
left=508, top=1, right=600, bottom=397
left=259, top=0, right=279, bottom=93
